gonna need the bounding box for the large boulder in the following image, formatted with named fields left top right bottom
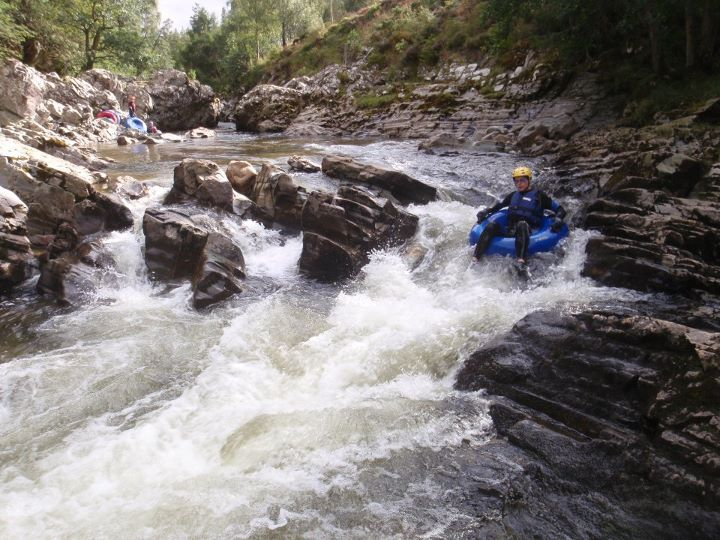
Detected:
left=516, top=114, right=580, bottom=150
left=226, top=161, right=258, bottom=196
left=287, top=155, right=321, bottom=173
left=241, top=164, right=420, bottom=281
left=582, top=188, right=720, bottom=295
left=35, top=224, right=113, bottom=305
left=145, top=70, right=221, bottom=131
left=454, top=309, right=720, bottom=536
left=142, top=208, right=207, bottom=281
left=234, top=85, right=307, bottom=132
left=142, top=208, right=245, bottom=308
left=73, top=191, right=134, bottom=236
left=321, top=155, right=438, bottom=205
left=298, top=186, right=418, bottom=281
left=0, top=60, right=50, bottom=124
left=250, top=164, right=307, bottom=227
left=165, top=159, right=234, bottom=212
left=0, top=186, right=32, bottom=291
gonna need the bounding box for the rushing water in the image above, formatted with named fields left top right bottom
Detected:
left=0, top=127, right=631, bottom=538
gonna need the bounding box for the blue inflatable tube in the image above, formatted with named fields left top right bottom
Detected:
left=469, top=208, right=569, bottom=256
left=124, top=117, right=147, bottom=133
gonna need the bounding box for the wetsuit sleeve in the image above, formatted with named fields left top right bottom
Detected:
left=540, top=191, right=566, bottom=220
left=485, top=192, right=514, bottom=215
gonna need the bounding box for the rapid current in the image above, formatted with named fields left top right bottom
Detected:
left=0, top=128, right=636, bottom=538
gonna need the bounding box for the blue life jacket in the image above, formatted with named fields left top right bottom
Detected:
left=509, top=189, right=543, bottom=227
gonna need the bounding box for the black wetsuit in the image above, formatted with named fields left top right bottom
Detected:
left=474, top=189, right=565, bottom=261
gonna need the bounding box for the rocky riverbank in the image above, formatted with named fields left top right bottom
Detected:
left=231, top=57, right=720, bottom=532
left=0, top=59, right=224, bottom=304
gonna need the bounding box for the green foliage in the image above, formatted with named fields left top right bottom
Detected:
left=354, top=92, right=398, bottom=109
left=0, top=0, right=175, bottom=76
left=0, top=1, right=29, bottom=61
left=420, top=91, right=459, bottom=111
left=605, top=66, right=720, bottom=127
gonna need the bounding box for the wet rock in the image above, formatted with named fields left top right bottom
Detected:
left=115, top=176, right=149, bottom=200
left=656, top=153, right=705, bottom=196
left=142, top=207, right=245, bottom=308
left=117, top=135, right=136, bottom=146
left=192, top=232, right=246, bottom=309
left=417, top=133, right=466, bottom=153
left=321, top=155, right=437, bottom=205
left=287, top=155, right=321, bottom=173
left=298, top=186, right=418, bottom=281
left=35, top=223, right=111, bottom=305
left=142, top=208, right=208, bottom=281
left=185, top=127, right=216, bottom=139
left=226, top=160, right=258, bottom=196
left=35, top=254, right=94, bottom=305
left=165, top=159, right=233, bottom=212
left=455, top=309, right=720, bottom=535
left=73, top=190, right=133, bottom=236
left=582, top=188, right=720, bottom=295
left=0, top=186, right=32, bottom=291
left=250, top=164, right=307, bottom=227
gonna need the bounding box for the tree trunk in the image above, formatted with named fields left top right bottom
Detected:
left=699, top=0, right=717, bottom=68
left=329, top=0, right=335, bottom=23
left=83, top=29, right=94, bottom=70
left=685, top=4, right=695, bottom=68
left=282, top=20, right=287, bottom=48
left=644, top=3, right=661, bottom=73
left=255, top=29, right=260, bottom=62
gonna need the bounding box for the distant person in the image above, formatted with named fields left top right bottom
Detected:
left=128, top=95, right=137, bottom=118
left=148, top=121, right=159, bottom=134
left=473, top=166, right=566, bottom=271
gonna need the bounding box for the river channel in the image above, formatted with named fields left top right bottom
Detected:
left=0, top=128, right=635, bottom=538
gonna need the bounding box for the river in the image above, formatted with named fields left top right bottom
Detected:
left=0, top=127, right=633, bottom=538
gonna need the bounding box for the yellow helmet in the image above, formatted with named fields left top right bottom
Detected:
left=512, top=166, right=532, bottom=180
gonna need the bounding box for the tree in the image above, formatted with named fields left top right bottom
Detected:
left=65, top=0, right=153, bottom=70
left=0, top=1, right=29, bottom=61
left=276, top=0, right=323, bottom=48
left=230, top=0, right=275, bottom=63
left=177, top=6, right=222, bottom=85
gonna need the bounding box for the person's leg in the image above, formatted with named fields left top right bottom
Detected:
left=514, top=220, right=530, bottom=262
left=474, top=221, right=502, bottom=260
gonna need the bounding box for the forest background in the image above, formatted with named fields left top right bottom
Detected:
left=0, top=0, right=718, bottom=125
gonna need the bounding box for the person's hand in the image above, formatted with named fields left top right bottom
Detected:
left=550, top=217, right=564, bottom=232
left=476, top=210, right=489, bottom=224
